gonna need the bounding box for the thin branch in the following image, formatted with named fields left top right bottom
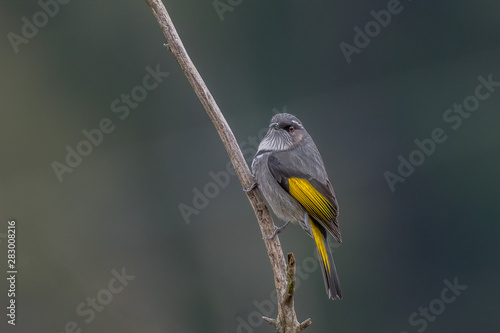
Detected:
left=144, top=1, right=310, bottom=332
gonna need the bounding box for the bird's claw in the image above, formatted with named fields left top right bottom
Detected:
left=244, top=182, right=258, bottom=192
left=268, top=221, right=290, bottom=239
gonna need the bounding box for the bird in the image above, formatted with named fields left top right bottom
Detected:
left=251, top=113, right=342, bottom=300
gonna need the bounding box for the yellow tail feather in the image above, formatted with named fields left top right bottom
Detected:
left=310, top=218, right=331, bottom=274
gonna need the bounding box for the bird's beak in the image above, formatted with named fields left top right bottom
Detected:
left=269, top=122, right=279, bottom=129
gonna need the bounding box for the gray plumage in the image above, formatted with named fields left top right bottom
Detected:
left=251, top=113, right=342, bottom=299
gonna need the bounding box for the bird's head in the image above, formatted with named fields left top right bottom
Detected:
left=258, top=113, right=307, bottom=152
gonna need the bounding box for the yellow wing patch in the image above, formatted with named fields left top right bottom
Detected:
left=288, top=178, right=334, bottom=221
left=310, top=218, right=331, bottom=274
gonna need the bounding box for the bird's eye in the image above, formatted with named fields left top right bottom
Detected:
left=288, top=126, right=294, bottom=132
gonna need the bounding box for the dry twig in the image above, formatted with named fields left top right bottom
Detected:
left=144, top=1, right=311, bottom=331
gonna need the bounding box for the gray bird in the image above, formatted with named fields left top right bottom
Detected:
left=251, top=113, right=342, bottom=300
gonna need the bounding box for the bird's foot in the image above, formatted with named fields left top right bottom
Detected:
left=268, top=221, right=290, bottom=239
left=243, top=182, right=258, bottom=192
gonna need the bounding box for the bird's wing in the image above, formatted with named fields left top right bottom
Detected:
left=268, top=151, right=341, bottom=243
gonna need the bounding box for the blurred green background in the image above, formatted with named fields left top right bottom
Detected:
left=0, top=0, right=499, bottom=332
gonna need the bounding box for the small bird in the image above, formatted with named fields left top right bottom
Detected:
left=251, top=113, right=342, bottom=300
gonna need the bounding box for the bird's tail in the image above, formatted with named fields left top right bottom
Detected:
left=310, top=217, right=342, bottom=300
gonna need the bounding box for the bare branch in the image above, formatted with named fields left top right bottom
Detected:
left=144, top=1, right=310, bottom=331
left=284, top=253, right=296, bottom=305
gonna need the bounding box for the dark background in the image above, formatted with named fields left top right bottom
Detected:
left=1, top=1, right=499, bottom=332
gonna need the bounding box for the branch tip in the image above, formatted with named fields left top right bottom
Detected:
left=299, top=318, right=313, bottom=330
left=263, top=316, right=277, bottom=325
